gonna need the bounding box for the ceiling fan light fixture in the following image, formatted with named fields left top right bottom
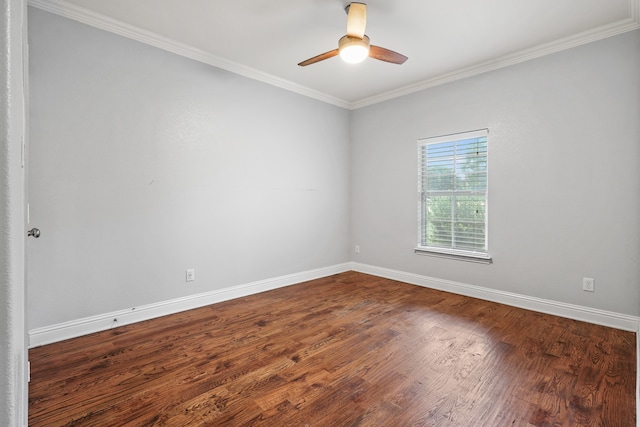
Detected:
left=338, top=35, right=370, bottom=64
left=298, top=4, right=406, bottom=67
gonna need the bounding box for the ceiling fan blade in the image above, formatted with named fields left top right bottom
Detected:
left=298, top=49, right=339, bottom=67
left=369, top=45, right=408, bottom=64
left=346, top=2, right=367, bottom=39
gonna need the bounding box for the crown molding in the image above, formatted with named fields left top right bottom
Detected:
left=351, top=8, right=640, bottom=109
left=28, top=0, right=640, bottom=111
left=27, top=0, right=352, bottom=109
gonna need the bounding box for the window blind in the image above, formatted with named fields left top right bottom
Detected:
left=417, top=129, right=489, bottom=258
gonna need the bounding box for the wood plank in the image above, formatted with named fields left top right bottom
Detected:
left=29, top=271, right=636, bottom=426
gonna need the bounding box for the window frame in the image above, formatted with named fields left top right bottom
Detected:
left=415, top=129, right=491, bottom=263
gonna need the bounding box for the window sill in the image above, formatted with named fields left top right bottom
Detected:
left=414, top=247, right=492, bottom=264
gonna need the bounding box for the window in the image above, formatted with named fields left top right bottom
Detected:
left=416, top=129, right=490, bottom=262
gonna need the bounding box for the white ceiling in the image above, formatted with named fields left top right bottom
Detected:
left=29, top=0, right=639, bottom=109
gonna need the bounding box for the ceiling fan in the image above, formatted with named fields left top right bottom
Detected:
left=298, top=2, right=408, bottom=67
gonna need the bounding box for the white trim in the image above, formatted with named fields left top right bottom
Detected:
left=351, top=262, right=640, bottom=332
left=26, top=260, right=640, bottom=422
left=29, top=263, right=351, bottom=348
left=351, top=13, right=640, bottom=109
left=414, top=248, right=492, bottom=264
left=418, top=128, right=489, bottom=145
left=632, top=0, right=640, bottom=23
left=417, top=129, right=490, bottom=261
left=27, top=0, right=640, bottom=111
left=26, top=0, right=351, bottom=109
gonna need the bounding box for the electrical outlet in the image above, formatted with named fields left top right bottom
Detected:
left=582, top=277, right=595, bottom=292
left=355, top=245, right=360, bottom=254
left=186, top=268, right=195, bottom=282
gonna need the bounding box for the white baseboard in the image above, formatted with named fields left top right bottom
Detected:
left=351, top=262, right=640, bottom=332
left=29, top=261, right=639, bottom=423
left=355, top=259, right=640, bottom=426
left=29, top=263, right=351, bottom=348
left=29, top=261, right=639, bottom=346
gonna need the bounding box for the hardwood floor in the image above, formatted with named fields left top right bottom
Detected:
left=29, top=272, right=636, bottom=426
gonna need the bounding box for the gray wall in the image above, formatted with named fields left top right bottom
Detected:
left=27, top=6, right=640, bottom=335
left=1, top=0, right=27, bottom=425
left=27, top=8, right=350, bottom=330
left=350, top=30, right=640, bottom=316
